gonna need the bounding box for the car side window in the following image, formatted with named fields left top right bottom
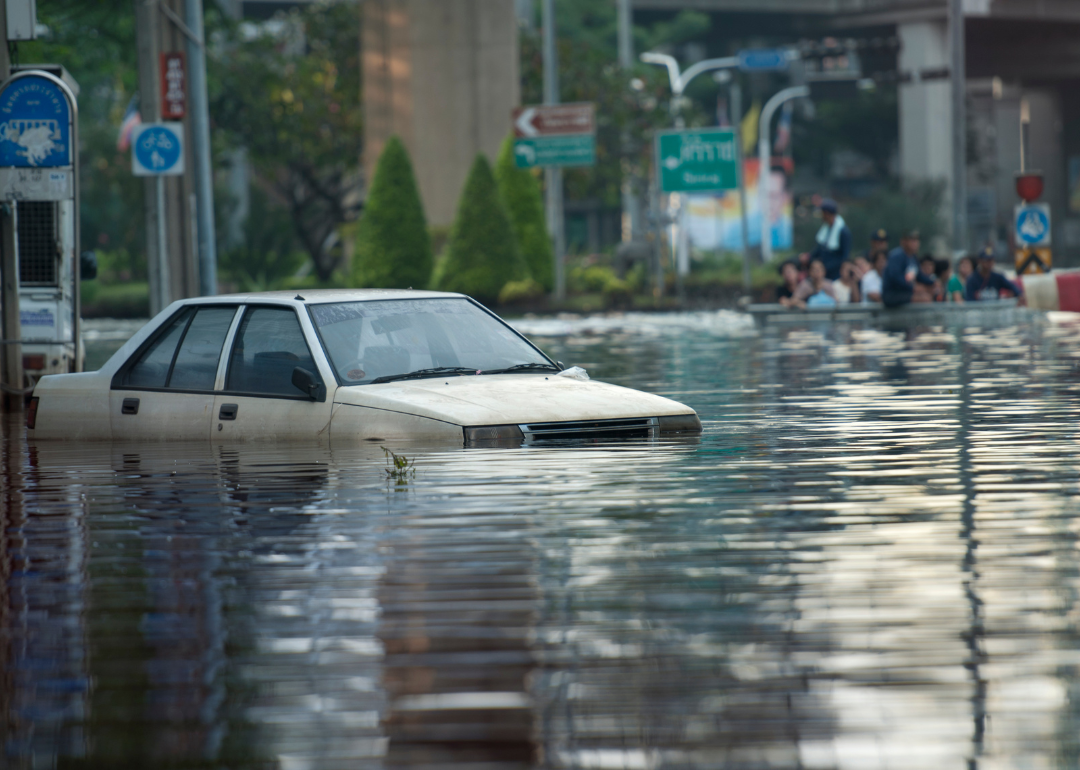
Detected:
left=167, top=307, right=237, bottom=390
left=120, top=306, right=235, bottom=391
left=226, top=307, right=321, bottom=397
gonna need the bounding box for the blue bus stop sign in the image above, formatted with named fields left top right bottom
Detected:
left=0, top=74, right=71, bottom=167
left=132, top=123, right=184, bottom=176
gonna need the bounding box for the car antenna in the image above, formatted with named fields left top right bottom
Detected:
left=294, top=294, right=305, bottom=301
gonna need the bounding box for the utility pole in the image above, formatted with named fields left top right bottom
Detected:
left=950, top=0, right=967, bottom=253
left=134, top=0, right=202, bottom=316
left=731, top=80, right=752, bottom=292
left=542, top=0, right=565, bottom=300
left=186, top=0, right=217, bottom=296
left=0, top=2, right=21, bottom=412
left=616, top=0, right=639, bottom=249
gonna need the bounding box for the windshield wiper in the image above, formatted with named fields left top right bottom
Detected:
left=371, top=366, right=480, bottom=384
left=481, top=363, right=560, bottom=375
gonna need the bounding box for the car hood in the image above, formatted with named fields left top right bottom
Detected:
left=333, top=373, right=694, bottom=426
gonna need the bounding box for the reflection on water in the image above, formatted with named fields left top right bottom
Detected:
left=6, top=312, right=1080, bottom=768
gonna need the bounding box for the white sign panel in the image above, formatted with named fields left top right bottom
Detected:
left=1015, top=203, right=1051, bottom=247
left=132, top=122, right=184, bottom=176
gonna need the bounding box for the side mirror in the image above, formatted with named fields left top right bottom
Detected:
left=80, top=250, right=98, bottom=281
left=556, top=361, right=565, bottom=370
left=291, top=366, right=325, bottom=401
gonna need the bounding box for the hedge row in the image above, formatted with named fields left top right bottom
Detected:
left=352, top=134, right=552, bottom=302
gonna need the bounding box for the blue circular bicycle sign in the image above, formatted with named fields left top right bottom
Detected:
left=1015, top=204, right=1050, bottom=246
left=131, top=123, right=184, bottom=176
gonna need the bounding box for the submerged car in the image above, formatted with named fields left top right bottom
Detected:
left=27, top=290, right=702, bottom=444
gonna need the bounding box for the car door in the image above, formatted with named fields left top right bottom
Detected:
left=110, top=304, right=239, bottom=441
left=212, top=305, right=335, bottom=442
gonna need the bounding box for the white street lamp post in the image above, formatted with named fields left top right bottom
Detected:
left=758, top=86, right=809, bottom=263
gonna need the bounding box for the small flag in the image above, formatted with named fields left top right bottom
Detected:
left=740, top=101, right=760, bottom=156
left=117, top=95, right=141, bottom=152
left=774, top=101, right=793, bottom=154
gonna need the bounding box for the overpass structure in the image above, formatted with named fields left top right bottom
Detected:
left=633, top=0, right=1080, bottom=259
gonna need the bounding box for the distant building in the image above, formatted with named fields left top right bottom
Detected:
left=633, top=0, right=1080, bottom=260
left=361, top=0, right=520, bottom=227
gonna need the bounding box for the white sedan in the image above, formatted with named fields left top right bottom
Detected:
left=27, top=290, right=701, bottom=444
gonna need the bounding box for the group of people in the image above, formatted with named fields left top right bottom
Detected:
left=777, top=199, right=1023, bottom=310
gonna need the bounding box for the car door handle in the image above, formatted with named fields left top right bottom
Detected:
left=121, top=398, right=139, bottom=415
left=218, top=403, right=239, bottom=420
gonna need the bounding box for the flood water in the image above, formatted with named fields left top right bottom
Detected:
left=5, top=311, right=1080, bottom=769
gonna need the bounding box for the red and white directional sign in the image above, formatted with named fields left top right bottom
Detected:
left=513, top=103, right=595, bottom=138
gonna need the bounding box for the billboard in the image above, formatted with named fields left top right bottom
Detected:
left=684, top=158, right=793, bottom=252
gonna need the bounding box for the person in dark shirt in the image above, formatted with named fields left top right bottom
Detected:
left=776, top=260, right=800, bottom=302
left=882, top=230, right=936, bottom=307
left=809, top=198, right=851, bottom=281
left=965, top=247, right=1023, bottom=301
left=863, top=228, right=890, bottom=262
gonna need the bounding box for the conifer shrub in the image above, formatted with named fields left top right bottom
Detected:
left=353, top=136, right=432, bottom=289
left=494, top=135, right=554, bottom=291
left=433, top=154, right=528, bottom=303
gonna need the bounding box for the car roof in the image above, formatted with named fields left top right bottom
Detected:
left=175, top=288, right=465, bottom=307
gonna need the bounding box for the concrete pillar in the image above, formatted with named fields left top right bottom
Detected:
left=898, top=21, right=953, bottom=209
left=362, top=0, right=520, bottom=227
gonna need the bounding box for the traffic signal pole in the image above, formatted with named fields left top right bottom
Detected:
left=542, top=0, right=565, bottom=301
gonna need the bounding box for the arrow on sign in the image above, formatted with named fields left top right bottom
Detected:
left=515, top=107, right=538, bottom=137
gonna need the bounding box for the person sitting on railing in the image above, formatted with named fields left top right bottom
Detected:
left=965, top=247, right=1023, bottom=301
left=780, top=258, right=837, bottom=309
left=834, top=260, right=861, bottom=305
left=882, top=230, right=936, bottom=308
left=860, top=250, right=888, bottom=304
left=776, top=260, right=801, bottom=303
left=947, top=255, right=974, bottom=303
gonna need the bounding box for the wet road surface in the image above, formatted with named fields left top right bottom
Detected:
left=4, top=311, right=1080, bottom=768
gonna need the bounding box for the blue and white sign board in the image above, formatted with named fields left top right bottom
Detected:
left=132, top=123, right=184, bottom=176
left=0, top=74, right=71, bottom=167
left=1015, top=202, right=1051, bottom=246
left=738, top=48, right=790, bottom=72
left=0, top=71, right=76, bottom=200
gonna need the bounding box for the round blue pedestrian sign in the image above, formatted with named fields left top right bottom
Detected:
left=132, top=123, right=184, bottom=176
left=1015, top=205, right=1050, bottom=245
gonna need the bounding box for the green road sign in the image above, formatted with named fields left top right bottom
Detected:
left=656, top=129, right=739, bottom=193
left=513, top=135, right=595, bottom=169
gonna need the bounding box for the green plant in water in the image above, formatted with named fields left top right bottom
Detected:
left=382, top=446, right=416, bottom=482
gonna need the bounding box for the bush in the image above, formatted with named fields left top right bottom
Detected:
left=494, top=135, right=553, bottom=291
left=568, top=264, right=619, bottom=294
left=81, top=281, right=150, bottom=319
left=433, top=154, right=529, bottom=302
left=497, top=278, right=545, bottom=305
left=354, top=136, right=432, bottom=289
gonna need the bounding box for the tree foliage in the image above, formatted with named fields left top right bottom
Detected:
left=212, top=1, right=362, bottom=281
left=353, top=136, right=432, bottom=289
left=494, top=136, right=552, bottom=291
left=434, top=155, right=528, bottom=303
left=20, top=1, right=143, bottom=273
left=520, top=4, right=707, bottom=207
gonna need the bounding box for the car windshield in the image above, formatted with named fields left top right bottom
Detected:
left=308, top=298, right=552, bottom=384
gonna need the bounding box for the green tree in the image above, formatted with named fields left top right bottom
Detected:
left=213, top=2, right=362, bottom=281
left=21, top=1, right=144, bottom=276
left=353, top=136, right=432, bottom=289
left=434, top=155, right=528, bottom=302
left=494, top=135, right=552, bottom=291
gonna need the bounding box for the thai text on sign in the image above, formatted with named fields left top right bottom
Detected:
left=160, top=52, right=186, bottom=119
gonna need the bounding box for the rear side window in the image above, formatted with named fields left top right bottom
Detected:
left=167, top=307, right=236, bottom=390
left=225, top=307, right=320, bottom=397
left=120, top=306, right=236, bottom=390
